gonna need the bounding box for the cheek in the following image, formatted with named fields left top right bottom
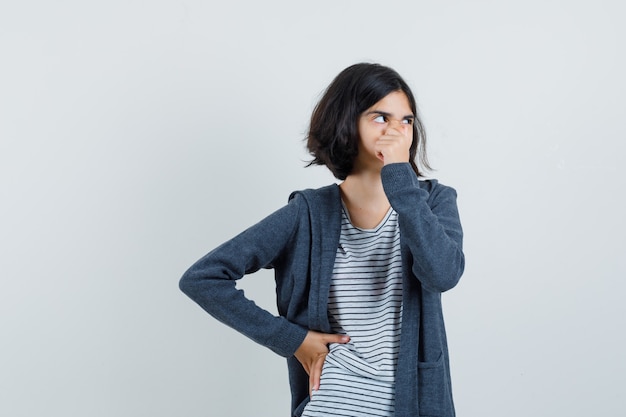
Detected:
left=359, top=124, right=381, bottom=141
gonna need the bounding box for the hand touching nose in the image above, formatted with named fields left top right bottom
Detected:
left=376, top=122, right=412, bottom=164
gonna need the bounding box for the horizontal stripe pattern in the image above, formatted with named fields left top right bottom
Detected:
left=302, top=206, right=403, bottom=417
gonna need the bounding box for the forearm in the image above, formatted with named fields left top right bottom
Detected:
left=179, top=198, right=309, bottom=357
left=381, top=163, right=465, bottom=292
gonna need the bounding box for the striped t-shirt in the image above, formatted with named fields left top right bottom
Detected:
left=301, top=205, right=403, bottom=417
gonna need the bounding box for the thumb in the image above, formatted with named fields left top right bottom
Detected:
left=323, top=334, right=350, bottom=344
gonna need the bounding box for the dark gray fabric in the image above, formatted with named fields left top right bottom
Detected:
left=180, top=162, right=465, bottom=416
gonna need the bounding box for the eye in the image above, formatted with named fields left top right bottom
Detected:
left=402, top=118, right=414, bottom=125
left=373, top=115, right=386, bottom=123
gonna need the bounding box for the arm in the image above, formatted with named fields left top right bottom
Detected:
left=179, top=197, right=309, bottom=357
left=381, top=163, right=465, bottom=293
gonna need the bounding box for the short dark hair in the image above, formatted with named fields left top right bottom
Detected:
left=306, top=63, right=430, bottom=180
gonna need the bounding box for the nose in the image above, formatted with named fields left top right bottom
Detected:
left=386, top=119, right=408, bottom=133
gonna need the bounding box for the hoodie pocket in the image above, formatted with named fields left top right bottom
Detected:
left=417, top=351, right=446, bottom=416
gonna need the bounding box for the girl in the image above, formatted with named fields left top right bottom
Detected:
left=180, top=63, right=464, bottom=417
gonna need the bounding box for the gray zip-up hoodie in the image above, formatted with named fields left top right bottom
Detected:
left=180, top=162, right=465, bottom=416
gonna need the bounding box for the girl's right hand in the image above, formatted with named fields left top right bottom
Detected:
left=294, top=331, right=350, bottom=397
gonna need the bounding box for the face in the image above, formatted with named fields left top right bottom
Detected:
left=355, top=90, right=414, bottom=169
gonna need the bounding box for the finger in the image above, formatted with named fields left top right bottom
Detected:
left=309, top=354, right=325, bottom=395
left=308, top=364, right=317, bottom=397
left=322, top=334, right=350, bottom=345
left=381, top=130, right=409, bottom=142
left=375, top=139, right=410, bottom=165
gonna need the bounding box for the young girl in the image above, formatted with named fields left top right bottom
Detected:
left=179, top=63, right=464, bottom=417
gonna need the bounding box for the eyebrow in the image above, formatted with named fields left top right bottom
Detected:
left=365, top=110, right=415, bottom=119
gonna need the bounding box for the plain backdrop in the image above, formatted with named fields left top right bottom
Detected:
left=1, top=1, right=625, bottom=416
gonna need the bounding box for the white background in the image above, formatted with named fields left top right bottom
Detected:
left=1, top=1, right=625, bottom=416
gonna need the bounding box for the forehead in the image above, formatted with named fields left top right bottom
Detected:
left=364, top=91, right=413, bottom=115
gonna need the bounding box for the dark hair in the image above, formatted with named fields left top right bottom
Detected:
left=306, top=63, right=430, bottom=180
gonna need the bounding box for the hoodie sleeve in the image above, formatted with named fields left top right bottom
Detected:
left=178, top=196, right=309, bottom=357
left=381, top=163, right=465, bottom=293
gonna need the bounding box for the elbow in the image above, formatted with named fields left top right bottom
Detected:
left=178, top=267, right=202, bottom=299
left=428, top=272, right=461, bottom=293
left=178, top=273, right=191, bottom=296
left=416, top=251, right=465, bottom=293
left=178, top=264, right=230, bottom=306
left=440, top=252, right=465, bottom=292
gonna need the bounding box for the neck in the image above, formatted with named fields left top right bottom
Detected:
left=342, top=158, right=387, bottom=195
left=339, top=167, right=390, bottom=229
left=341, top=169, right=384, bottom=198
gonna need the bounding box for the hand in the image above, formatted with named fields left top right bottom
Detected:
left=294, top=331, right=350, bottom=396
left=375, top=125, right=412, bottom=165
